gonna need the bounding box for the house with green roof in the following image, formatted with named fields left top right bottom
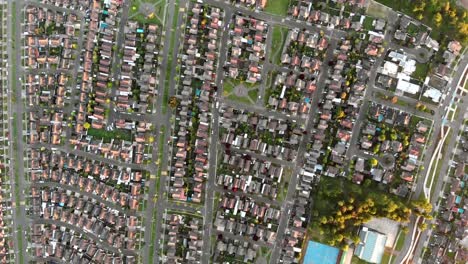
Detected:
left=354, top=227, right=387, bottom=263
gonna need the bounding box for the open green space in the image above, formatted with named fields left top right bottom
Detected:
left=247, top=89, right=258, bottom=101
left=17, top=226, right=24, bottom=264
left=412, top=63, right=430, bottom=81
left=148, top=205, right=158, bottom=263
left=223, top=78, right=259, bottom=104
left=363, top=16, right=374, bottom=31
left=426, top=129, right=452, bottom=198
left=223, top=80, right=235, bottom=94
left=227, top=94, right=254, bottom=104
left=351, top=256, right=372, bottom=264
left=129, top=0, right=165, bottom=25
left=381, top=252, right=393, bottom=264
left=162, top=0, right=180, bottom=114
left=87, top=128, right=133, bottom=142
left=395, top=231, right=406, bottom=251
left=270, top=26, right=289, bottom=64
left=264, top=0, right=290, bottom=16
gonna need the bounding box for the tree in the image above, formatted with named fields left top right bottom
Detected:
left=391, top=96, right=398, bottom=104
left=443, top=2, right=450, bottom=13
left=369, top=158, right=378, bottom=167
left=83, top=122, right=91, bottom=129
left=373, top=144, right=380, bottom=154
left=435, top=13, right=443, bottom=27
left=169, top=96, right=178, bottom=109
left=412, top=198, right=433, bottom=217
left=378, top=134, right=386, bottom=142
left=418, top=222, right=427, bottom=231
left=401, top=225, right=409, bottom=234
left=336, top=110, right=345, bottom=119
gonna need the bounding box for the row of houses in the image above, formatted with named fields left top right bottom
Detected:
left=219, top=106, right=302, bottom=161
left=425, top=135, right=468, bottom=264
left=226, top=15, right=268, bottom=83
left=213, top=194, right=280, bottom=245
left=302, top=37, right=374, bottom=180
left=422, top=40, right=463, bottom=103
left=217, top=152, right=284, bottom=199
left=33, top=186, right=139, bottom=247
left=29, top=149, right=144, bottom=211
left=213, top=238, right=259, bottom=263
left=0, top=166, right=10, bottom=262
left=163, top=214, right=203, bottom=263
left=236, top=0, right=268, bottom=9
left=31, top=223, right=135, bottom=263
left=40, top=0, right=93, bottom=10
left=290, top=0, right=366, bottom=30
left=25, top=6, right=80, bottom=70
left=29, top=107, right=65, bottom=146
left=114, top=21, right=159, bottom=114
left=268, top=29, right=327, bottom=117
left=25, top=5, right=77, bottom=147
left=169, top=3, right=224, bottom=203
left=358, top=104, right=429, bottom=186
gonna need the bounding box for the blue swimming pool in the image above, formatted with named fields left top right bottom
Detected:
left=303, top=240, right=340, bottom=264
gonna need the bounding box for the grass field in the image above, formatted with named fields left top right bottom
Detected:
left=426, top=129, right=452, bottom=198
left=264, top=0, right=290, bottom=16
left=363, top=16, right=374, bottom=31
left=412, top=63, right=430, bottom=81
left=228, top=94, right=253, bottom=104
left=87, top=128, right=133, bottom=142
left=395, top=231, right=406, bottom=251
left=129, top=0, right=165, bottom=25
left=351, top=256, right=372, bottom=264
left=270, top=26, right=289, bottom=65
left=381, top=252, right=393, bottom=264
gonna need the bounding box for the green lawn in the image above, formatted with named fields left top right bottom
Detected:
left=129, top=0, right=165, bottom=25
left=223, top=80, right=235, bottom=95
left=17, top=226, right=24, bottom=264
left=148, top=204, right=158, bottom=263
left=270, top=26, right=289, bottom=65
left=351, top=256, right=372, bottom=264
left=363, top=16, right=374, bottom=31
left=412, top=63, right=430, bottom=81
left=227, top=94, right=254, bottom=104
left=248, top=89, right=258, bottom=101
left=162, top=0, right=180, bottom=114
left=264, top=0, right=290, bottom=16
left=381, top=252, right=393, bottom=264
left=426, top=129, right=452, bottom=198
left=87, top=128, right=133, bottom=142
left=395, top=231, right=406, bottom=251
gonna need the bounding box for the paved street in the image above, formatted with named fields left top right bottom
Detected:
left=7, top=0, right=28, bottom=262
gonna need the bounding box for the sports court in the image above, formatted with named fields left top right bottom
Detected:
left=303, top=240, right=341, bottom=264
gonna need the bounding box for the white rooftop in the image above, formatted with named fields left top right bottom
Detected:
left=382, top=61, right=398, bottom=76
left=423, top=88, right=442, bottom=102
left=397, top=79, right=421, bottom=94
